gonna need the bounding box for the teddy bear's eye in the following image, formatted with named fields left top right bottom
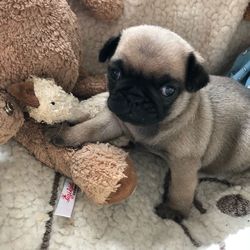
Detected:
left=51, top=101, right=55, bottom=105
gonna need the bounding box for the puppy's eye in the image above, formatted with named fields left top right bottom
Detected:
left=109, top=68, right=121, bottom=80
left=161, top=86, right=175, bottom=97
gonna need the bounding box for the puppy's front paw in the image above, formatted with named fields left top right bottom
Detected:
left=52, top=133, right=81, bottom=148
left=45, top=124, right=81, bottom=148
left=44, top=125, right=60, bottom=139
left=155, top=202, right=184, bottom=223
left=51, top=134, right=68, bottom=147
left=66, top=113, right=90, bottom=126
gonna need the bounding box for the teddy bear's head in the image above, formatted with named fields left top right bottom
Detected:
left=8, top=76, right=82, bottom=125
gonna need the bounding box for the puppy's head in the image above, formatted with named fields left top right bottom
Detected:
left=99, top=25, right=209, bottom=126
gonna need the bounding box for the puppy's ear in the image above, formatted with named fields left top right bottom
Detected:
left=185, top=52, right=209, bottom=92
left=99, top=34, right=121, bottom=63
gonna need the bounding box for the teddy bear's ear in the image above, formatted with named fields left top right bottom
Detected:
left=99, top=34, right=121, bottom=63
left=7, top=81, right=40, bottom=108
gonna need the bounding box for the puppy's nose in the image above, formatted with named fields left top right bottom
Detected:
left=108, top=94, right=129, bottom=115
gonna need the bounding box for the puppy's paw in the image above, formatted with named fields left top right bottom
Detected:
left=66, top=113, right=90, bottom=126
left=51, top=134, right=81, bottom=148
left=44, top=125, right=60, bottom=140
left=155, top=202, right=184, bottom=223
left=51, top=134, right=68, bottom=147
left=51, top=133, right=81, bottom=148
left=45, top=124, right=81, bottom=148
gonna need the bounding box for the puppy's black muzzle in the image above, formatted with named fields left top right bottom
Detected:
left=108, top=84, right=163, bottom=126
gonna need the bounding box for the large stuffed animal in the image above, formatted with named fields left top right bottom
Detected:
left=0, top=0, right=138, bottom=205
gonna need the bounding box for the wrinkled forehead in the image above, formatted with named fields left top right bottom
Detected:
left=112, top=26, right=194, bottom=81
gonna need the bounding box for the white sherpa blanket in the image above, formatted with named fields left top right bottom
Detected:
left=1, top=141, right=250, bottom=250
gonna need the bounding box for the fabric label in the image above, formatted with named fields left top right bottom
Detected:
left=54, top=178, right=78, bottom=218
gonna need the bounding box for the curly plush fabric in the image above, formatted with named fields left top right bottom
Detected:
left=68, top=0, right=250, bottom=75
left=0, top=0, right=80, bottom=91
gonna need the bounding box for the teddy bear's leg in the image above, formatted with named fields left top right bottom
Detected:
left=0, top=90, right=24, bottom=144
left=15, top=121, right=137, bottom=204
left=15, top=121, right=73, bottom=176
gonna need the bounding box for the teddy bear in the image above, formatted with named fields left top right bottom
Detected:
left=7, top=76, right=136, bottom=204
left=0, top=0, right=138, bottom=205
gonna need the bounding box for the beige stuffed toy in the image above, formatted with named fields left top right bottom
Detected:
left=8, top=76, right=136, bottom=204
left=0, top=0, right=136, bottom=205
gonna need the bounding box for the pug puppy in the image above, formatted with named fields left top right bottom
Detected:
left=51, top=25, right=250, bottom=221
